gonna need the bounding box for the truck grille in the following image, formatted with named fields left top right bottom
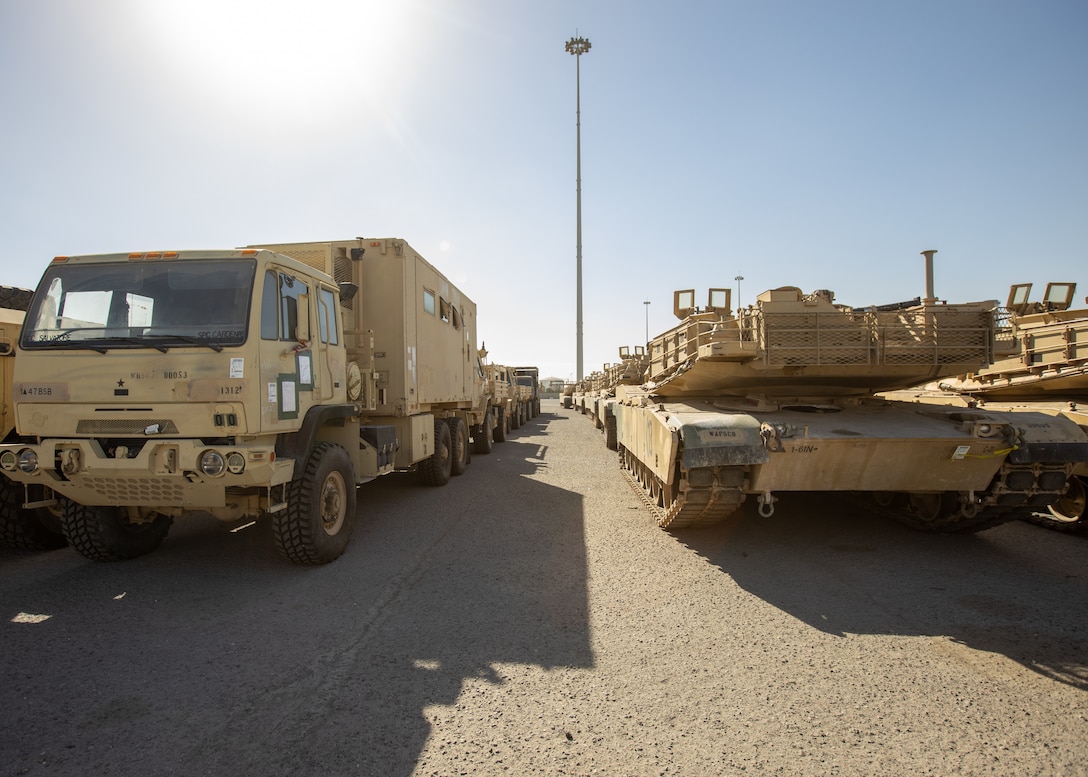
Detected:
left=80, top=477, right=186, bottom=504
left=76, top=420, right=179, bottom=435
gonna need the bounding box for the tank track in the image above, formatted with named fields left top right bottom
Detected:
left=1023, top=474, right=1086, bottom=533
left=861, top=461, right=1073, bottom=534
left=619, top=446, right=745, bottom=529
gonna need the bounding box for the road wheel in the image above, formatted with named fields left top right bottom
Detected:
left=0, top=480, right=66, bottom=551
left=419, top=417, right=453, bottom=486
left=494, top=408, right=507, bottom=442
left=62, top=501, right=172, bottom=561
left=472, top=410, right=494, bottom=454
left=448, top=417, right=469, bottom=476
left=273, top=441, right=355, bottom=564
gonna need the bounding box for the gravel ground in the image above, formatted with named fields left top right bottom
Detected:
left=1, top=399, right=1086, bottom=776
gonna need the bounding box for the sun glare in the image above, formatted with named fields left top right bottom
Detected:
left=131, top=0, right=424, bottom=122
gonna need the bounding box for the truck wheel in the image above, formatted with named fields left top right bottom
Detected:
left=274, top=441, right=356, bottom=565
left=419, top=418, right=453, bottom=486
left=511, top=404, right=521, bottom=430
left=0, top=480, right=67, bottom=551
left=494, top=408, right=507, bottom=442
left=62, top=501, right=172, bottom=561
left=472, top=411, right=494, bottom=454
left=448, top=417, right=469, bottom=476
left=605, top=414, right=618, bottom=451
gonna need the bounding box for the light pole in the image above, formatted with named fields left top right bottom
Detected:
left=735, top=275, right=744, bottom=312
left=566, top=35, right=591, bottom=380
left=643, top=300, right=651, bottom=345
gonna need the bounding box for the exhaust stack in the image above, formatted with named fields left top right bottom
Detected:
left=920, top=249, right=938, bottom=303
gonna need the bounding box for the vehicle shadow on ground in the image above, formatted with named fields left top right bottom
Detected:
left=0, top=415, right=590, bottom=777
left=673, top=492, right=1088, bottom=691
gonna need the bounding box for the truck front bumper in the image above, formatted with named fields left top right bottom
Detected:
left=0, top=439, right=295, bottom=509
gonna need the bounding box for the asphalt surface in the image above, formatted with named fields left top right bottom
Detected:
left=1, top=399, right=1086, bottom=776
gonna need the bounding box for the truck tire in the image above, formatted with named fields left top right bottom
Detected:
left=273, top=441, right=356, bottom=565
left=62, top=501, right=172, bottom=561
left=0, top=480, right=66, bottom=551
left=419, top=418, right=453, bottom=486
left=494, top=408, right=507, bottom=443
left=511, top=404, right=521, bottom=430
left=472, top=410, right=494, bottom=455
left=448, top=417, right=469, bottom=476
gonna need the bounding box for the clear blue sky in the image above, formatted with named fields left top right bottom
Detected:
left=2, top=0, right=1085, bottom=381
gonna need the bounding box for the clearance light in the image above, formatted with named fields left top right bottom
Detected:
left=128, top=251, right=180, bottom=260
left=52, top=256, right=70, bottom=263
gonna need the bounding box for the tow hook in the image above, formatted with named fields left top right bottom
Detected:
left=958, top=492, right=979, bottom=519
left=757, top=492, right=777, bottom=517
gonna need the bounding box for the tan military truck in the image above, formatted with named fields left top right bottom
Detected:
left=0, top=238, right=485, bottom=564
left=486, top=362, right=524, bottom=436
left=0, top=288, right=66, bottom=550
left=513, top=366, right=541, bottom=419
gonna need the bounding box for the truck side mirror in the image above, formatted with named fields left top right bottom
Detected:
left=339, top=281, right=359, bottom=304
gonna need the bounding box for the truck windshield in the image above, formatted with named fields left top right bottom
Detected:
left=20, top=259, right=256, bottom=351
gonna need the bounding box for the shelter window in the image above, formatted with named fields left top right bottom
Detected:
left=423, top=289, right=436, bottom=316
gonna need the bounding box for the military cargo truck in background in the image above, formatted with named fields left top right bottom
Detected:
left=513, top=366, right=541, bottom=419
left=0, top=286, right=66, bottom=551
left=0, top=238, right=486, bottom=564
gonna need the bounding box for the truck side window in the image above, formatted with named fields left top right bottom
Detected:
left=318, top=287, right=338, bottom=345
left=423, top=289, right=436, bottom=316
left=279, top=274, right=305, bottom=341
left=260, top=270, right=309, bottom=342
left=261, top=270, right=279, bottom=340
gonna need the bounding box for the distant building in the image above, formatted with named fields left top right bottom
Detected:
left=541, top=377, right=565, bottom=397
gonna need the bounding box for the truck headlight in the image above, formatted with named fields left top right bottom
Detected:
left=200, top=450, right=226, bottom=477
left=18, top=449, right=40, bottom=474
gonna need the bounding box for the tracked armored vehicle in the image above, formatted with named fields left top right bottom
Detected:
left=887, top=280, right=1088, bottom=531
left=613, top=258, right=1088, bottom=534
